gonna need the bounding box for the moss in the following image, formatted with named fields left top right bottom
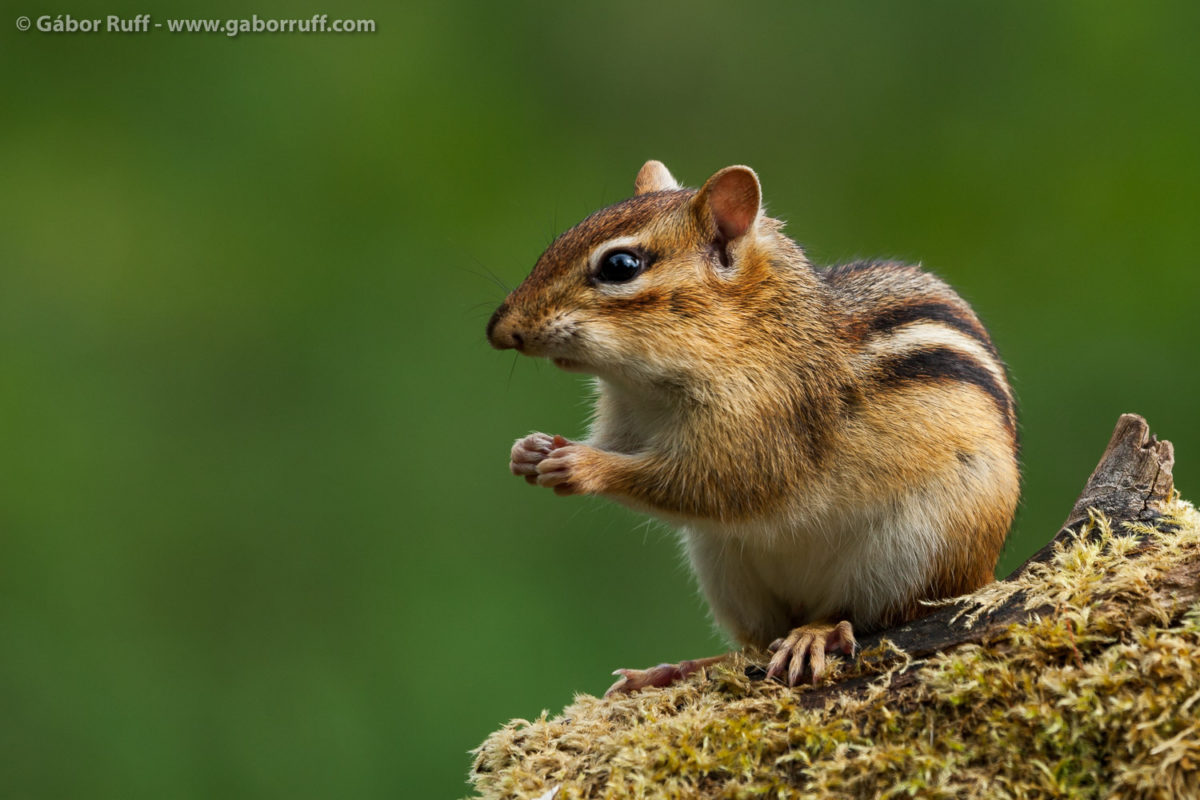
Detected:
left=470, top=500, right=1200, bottom=800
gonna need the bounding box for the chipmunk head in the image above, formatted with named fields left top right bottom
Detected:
left=487, top=160, right=777, bottom=384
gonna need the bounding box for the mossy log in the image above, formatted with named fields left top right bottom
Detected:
left=471, top=415, right=1198, bottom=800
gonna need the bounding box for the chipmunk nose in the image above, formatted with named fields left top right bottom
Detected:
left=486, top=303, right=526, bottom=351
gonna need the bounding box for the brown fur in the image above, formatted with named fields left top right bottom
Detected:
left=489, top=162, right=1021, bottom=648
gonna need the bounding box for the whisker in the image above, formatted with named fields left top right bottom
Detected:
left=507, top=352, right=519, bottom=388
left=474, top=257, right=512, bottom=292
left=463, top=264, right=511, bottom=294
left=440, top=234, right=513, bottom=294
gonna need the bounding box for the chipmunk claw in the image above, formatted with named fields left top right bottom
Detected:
left=765, top=620, right=855, bottom=686
left=603, top=655, right=727, bottom=697
left=604, top=664, right=680, bottom=697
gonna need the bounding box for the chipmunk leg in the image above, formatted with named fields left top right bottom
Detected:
left=604, top=654, right=730, bottom=697
left=765, top=620, right=856, bottom=686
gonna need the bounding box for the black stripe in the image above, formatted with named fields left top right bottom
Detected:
left=822, top=259, right=902, bottom=279
left=604, top=290, right=663, bottom=313
left=869, top=301, right=998, bottom=357
left=876, top=347, right=1014, bottom=429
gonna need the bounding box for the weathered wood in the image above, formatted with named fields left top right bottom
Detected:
left=744, top=413, right=1179, bottom=704
left=1012, top=413, right=1175, bottom=574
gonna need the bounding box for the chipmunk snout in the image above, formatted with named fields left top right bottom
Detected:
left=487, top=303, right=525, bottom=351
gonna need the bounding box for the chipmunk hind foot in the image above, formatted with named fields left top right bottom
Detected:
left=765, top=620, right=856, bottom=686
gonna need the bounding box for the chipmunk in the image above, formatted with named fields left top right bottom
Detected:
left=487, top=160, right=1019, bottom=693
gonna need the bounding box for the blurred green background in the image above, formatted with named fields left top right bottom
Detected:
left=2, top=1, right=1197, bottom=797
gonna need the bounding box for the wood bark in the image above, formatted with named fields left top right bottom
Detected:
left=744, top=413, right=1180, bottom=706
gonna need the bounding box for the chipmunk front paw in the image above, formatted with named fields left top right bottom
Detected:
left=536, top=439, right=604, bottom=496
left=510, top=433, right=561, bottom=484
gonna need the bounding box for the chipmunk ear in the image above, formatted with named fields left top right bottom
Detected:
left=695, top=165, right=761, bottom=241
left=634, top=160, right=679, bottom=195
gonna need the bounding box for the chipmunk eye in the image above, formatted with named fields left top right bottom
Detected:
left=596, top=250, right=642, bottom=283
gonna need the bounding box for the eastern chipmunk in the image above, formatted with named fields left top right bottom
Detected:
left=487, top=161, right=1019, bottom=692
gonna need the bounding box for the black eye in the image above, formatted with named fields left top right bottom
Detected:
left=596, top=250, right=643, bottom=283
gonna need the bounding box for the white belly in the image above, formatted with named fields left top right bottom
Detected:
left=680, top=499, right=942, bottom=646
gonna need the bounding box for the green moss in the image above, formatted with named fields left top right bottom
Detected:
left=470, top=500, right=1200, bottom=800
